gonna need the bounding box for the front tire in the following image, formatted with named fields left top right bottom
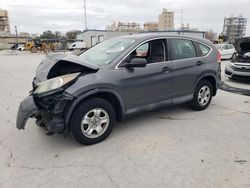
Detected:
left=189, top=80, right=213, bottom=111
left=70, top=98, right=116, bottom=145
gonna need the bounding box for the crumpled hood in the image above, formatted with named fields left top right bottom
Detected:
left=36, top=54, right=99, bottom=82
left=235, top=37, right=250, bottom=55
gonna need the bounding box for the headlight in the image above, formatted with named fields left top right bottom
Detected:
left=33, top=73, right=80, bottom=95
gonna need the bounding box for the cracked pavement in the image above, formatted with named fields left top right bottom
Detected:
left=0, top=51, right=250, bottom=188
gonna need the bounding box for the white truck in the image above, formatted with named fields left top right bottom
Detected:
left=68, top=41, right=87, bottom=51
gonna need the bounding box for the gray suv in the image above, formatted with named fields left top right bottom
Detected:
left=17, top=34, right=221, bottom=145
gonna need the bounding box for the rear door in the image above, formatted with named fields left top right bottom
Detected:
left=121, top=39, right=174, bottom=111
left=169, top=38, right=209, bottom=99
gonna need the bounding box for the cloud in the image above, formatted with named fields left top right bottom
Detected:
left=1, top=0, right=250, bottom=35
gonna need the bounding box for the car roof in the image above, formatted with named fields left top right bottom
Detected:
left=117, top=33, right=212, bottom=45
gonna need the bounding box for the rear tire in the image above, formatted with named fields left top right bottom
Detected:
left=189, top=80, right=213, bottom=111
left=70, top=98, right=116, bottom=145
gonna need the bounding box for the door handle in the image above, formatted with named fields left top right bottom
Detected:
left=196, top=61, right=204, bottom=66
left=162, top=66, right=171, bottom=73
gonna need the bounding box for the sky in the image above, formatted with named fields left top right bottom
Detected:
left=1, top=0, right=250, bottom=35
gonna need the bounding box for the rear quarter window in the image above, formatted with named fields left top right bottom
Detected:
left=198, top=43, right=211, bottom=56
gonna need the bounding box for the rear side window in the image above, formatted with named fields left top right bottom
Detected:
left=169, top=39, right=196, bottom=60
left=198, top=43, right=210, bottom=56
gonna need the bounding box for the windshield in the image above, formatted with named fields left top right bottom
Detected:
left=78, top=38, right=135, bottom=66
left=215, top=44, right=222, bottom=49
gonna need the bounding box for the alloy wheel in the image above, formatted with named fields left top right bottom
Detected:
left=198, top=86, right=211, bottom=106
left=81, top=108, right=110, bottom=138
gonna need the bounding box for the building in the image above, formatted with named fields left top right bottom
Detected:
left=30, top=33, right=39, bottom=39
left=77, top=30, right=205, bottom=48
left=143, top=22, right=159, bottom=31
left=77, top=30, right=139, bottom=48
left=180, top=23, right=191, bottom=30
left=0, top=36, right=27, bottom=49
left=19, top=32, right=30, bottom=38
left=222, top=15, right=247, bottom=42
left=106, top=21, right=141, bottom=32
left=0, top=9, right=10, bottom=36
left=158, top=9, right=174, bottom=31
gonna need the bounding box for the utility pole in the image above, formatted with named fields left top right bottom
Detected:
left=180, top=8, right=183, bottom=29
left=84, top=0, right=88, bottom=30
left=15, top=25, right=18, bottom=45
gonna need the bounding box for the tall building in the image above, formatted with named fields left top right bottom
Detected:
left=158, top=9, right=174, bottom=31
left=0, top=9, right=10, bottom=36
left=106, top=21, right=141, bottom=32
left=222, top=15, right=247, bottom=42
left=143, top=22, right=158, bottom=31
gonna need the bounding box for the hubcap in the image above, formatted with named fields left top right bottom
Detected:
left=198, top=86, right=211, bottom=106
left=81, top=108, right=110, bottom=138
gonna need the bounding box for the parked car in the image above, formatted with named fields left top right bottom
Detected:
left=11, top=43, right=25, bottom=51
left=68, top=41, right=86, bottom=51
left=16, top=34, right=221, bottom=145
left=215, top=43, right=236, bottom=59
left=225, top=37, right=250, bottom=80
left=17, top=44, right=25, bottom=51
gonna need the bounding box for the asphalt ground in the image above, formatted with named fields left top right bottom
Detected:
left=0, top=51, right=249, bottom=188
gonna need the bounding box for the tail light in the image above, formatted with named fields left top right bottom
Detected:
left=217, top=52, right=222, bottom=64
left=217, top=51, right=222, bottom=80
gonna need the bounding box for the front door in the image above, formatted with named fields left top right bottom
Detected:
left=121, top=39, right=174, bottom=112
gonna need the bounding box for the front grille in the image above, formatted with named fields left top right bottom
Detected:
left=233, top=67, right=250, bottom=72
left=232, top=75, right=250, bottom=80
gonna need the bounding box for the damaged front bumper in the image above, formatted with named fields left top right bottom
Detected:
left=16, top=92, right=74, bottom=133
left=16, top=96, right=38, bottom=130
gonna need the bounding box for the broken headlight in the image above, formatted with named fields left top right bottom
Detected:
left=33, top=73, right=80, bottom=95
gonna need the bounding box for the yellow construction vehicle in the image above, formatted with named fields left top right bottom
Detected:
left=24, top=39, right=57, bottom=53
left=213, top=35, right=228, bottom=44
left=213, top=39, right=224, bottom=44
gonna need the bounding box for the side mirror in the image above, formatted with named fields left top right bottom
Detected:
left=125, top=58, right=147, bottom=68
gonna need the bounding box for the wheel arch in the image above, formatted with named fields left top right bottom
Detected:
left=194, top=73, right=218, bottom=96
left=64, top=89, right=126, bottom=130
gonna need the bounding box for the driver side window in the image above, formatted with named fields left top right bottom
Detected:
left=129, top=39, right=166, bottom=64
left=135, top=43, right=149, bottom=58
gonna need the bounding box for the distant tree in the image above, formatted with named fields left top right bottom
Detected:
left=55, top=31, right=62, bottom=39
left=40, top=30, right=55, bottom=39
left=39, top=30, right=63, bottom=39
left=66, top=30, right=82, bottom=40
left=205, top=30, right=217, bottom=42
